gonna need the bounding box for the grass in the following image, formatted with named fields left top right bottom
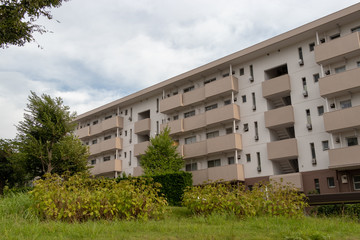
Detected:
left=1, top=193, right=360, bottom=240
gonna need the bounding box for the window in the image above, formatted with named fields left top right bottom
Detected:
left=104, top=135, right=111, bottom=140
left=156, top=121, right=159, bottom=135
left=222, top=71, right=234, bottom=78
left=347, top=137, right=358, bottom=147
left=173, top=91, right=178, bottom=95
left=173, top=115, right=179, bottom=120
left=93, top=120, right=98, bottom=125
left=330, top=33, right=340, bottom=40
left=186, top=163, right=197, bottom=171
left=204, top=78, right=216, bottom=85
left=205, top=104, right=218, bottom=112
left=125, top=109, right=128, bottom=116
left=335, top=66, right=346, bottom=73
left=183, top=86, right=194, bottom=93
left=327, top=177, right=335, bottom=188
left=357, top=61, right=360, bottom=67
left=254, top=122, right=259, bottom=140
left=92, top=139, right=97, bottom=144
left=226, top=127, right=233, bottom=135
left=239, top=68, right=244, bottom=76
left=129, top=151, right=132, bottom=166
left=184, top=110, right=195, bottom=118
left=243, top=123, right=249, bottom=132
left=185, top=136, right=196, bottom=144
left=91, top=159, right=96, bottom=165
left=317, top=106, right=324, bottom=116
left=228, top=157, right=235, bottom=165
left=206, top=131, right=219, bottom=139
left=105, top=115, right=112, bottom=120
left=313, top=73, right=320, bottom=83
left=129, top=129, right=132, bottom=143
left=353, top=175, right=360, bottom=190
left=125, top=130, right=127, bottom=136
left=322, top=140, right=329, bottom=151
left=351, top=26, right=360, bottom=33
left=340, top=100, right=352, bottom=109
left=156, top=98, right=159, bottom=112
left=309, top=42, right=315, bottom=51
left=306, top=109, right=312, bottom=128
left=124, top=152, right=127, bottom=158
left=246, top=154, right=251, bottom=162
left=257, top=152, right=261, bottom=172
left=224, top=99, right=231, bottom=105
left=103, top=156, right=110, bottom=162
left=208, top=159, right=221, bottom=168
left=298, top=47, right=304, bottom=65
left=85, top=142, right=89, bottom=145
left=250, top=65, right=254, bottom=80
left=302, top=77, right=308, bottom=96
left=310, top=142, right=316, bottom=160
left=252, top=92, right=256, bottom=110
left=314, top=179, right=320, bottom=194
left=242, top=95, right=247, bottom=103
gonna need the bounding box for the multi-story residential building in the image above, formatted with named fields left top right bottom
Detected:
left=75, top=3, right=360, bottom=201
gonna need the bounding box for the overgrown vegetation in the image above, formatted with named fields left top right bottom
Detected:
left=183, top=181, right=308, bottom=218
left=313, top=203, right=360, bottom=219
left=30, top=173, right=167, bottom=222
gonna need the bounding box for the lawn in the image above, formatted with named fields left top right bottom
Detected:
left=1, top=193, right=360, bottom=240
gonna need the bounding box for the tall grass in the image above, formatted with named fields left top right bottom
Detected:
left=1, top=193, right=360, bottom=240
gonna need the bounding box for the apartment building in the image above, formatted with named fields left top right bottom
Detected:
left=75, top=3, right=360, bottom=200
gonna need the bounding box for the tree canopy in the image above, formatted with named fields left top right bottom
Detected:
left=0, top=0, right=69, bottom=48
left=140, top=127, right=184, bottom=175
left=16, top=91, right=89, bottom=178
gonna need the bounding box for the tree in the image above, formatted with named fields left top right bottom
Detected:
left=0, top=0, right=69, bottom=48
left=140, top=127, right=184, bottom=175
left=16, top=91, right=89, bottom=178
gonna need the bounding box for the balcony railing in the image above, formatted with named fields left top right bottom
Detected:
left=329, top=145, right=360, bottom=170
left=264, top=105, right=294, bottom=129
left=90, top=159, right=122, bottom=176
left=89, top=137, right=123, bottom=156
left=267, top=138, right=298, bottom=161
left=76, top=126, right=90, bottom=139
left=323, top=105, right=360, bottom=133
left=314, top=32, right=360, bottom=65
left=190, top=164, right=245, bottom=185
left=134, top=141, right=150, bottom=157
left=134, top=118, right=151, bottom=135
left=262, top=74, right=291, bottom=99
left=269, top=172, right=303, bottom=191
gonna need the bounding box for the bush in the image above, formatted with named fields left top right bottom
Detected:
left=117, top=171, right=192, bottom=206
left=183, top=181, right=308, bottom=218
left=314, top=203, right=360, bottom=219
left=30, top=173, right=167, bottom=222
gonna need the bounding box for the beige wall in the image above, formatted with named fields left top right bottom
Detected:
left=329, top=145, right=360, bottom=170
left=262, top=74, right=291, bottom=99
left=134, top=118, right=151, bottom=134
left=264, top=105, right=294, bottom=129
left=270, top=172, right=303, bottom=191
left=267, top=138, right=298, bottom=161
left=323, top=105, right=360, bottom=133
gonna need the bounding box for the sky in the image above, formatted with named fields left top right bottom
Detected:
left=0, top=0, right=359, bottom=139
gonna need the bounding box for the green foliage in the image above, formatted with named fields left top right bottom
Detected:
left=140, top=126, right=184, bottom=175
left=16, top=91, right=89, bottom=178
left=30, top=173, right=167, bottom=222
left=0, top=0, right=69, bottom=48
left=183, top=181, right=308, bottom=218
left=116, top=172, right=192, bottom=206
left=314, top=203, right=360, bottom=219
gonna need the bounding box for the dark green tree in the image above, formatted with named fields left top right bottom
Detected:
left=16, top=91, right=89, bottom=178
left=140, top=127, right=184, bottom=175
left=0, top=0, right=69, bottom=48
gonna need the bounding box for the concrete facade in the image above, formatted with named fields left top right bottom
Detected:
left=75, top=4, right=360, bottom=198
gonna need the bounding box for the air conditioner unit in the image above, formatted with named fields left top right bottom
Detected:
left=234, top=97, right=237, bottom=102
left=254, top=135, right=259, bottom=141
left=252, top=105, right=256, bottom=111
left=298, top=59, right=304, bottom=65
left=236, top=125, right=239, bottom=130
left=257, top=166, right=261, bottom=172
left=312, top=158, right=317, bottom=165
left=325, top=70, right=330, bottom=75
left=306, top=123, right=312, bottom=130
left=128, top=117, right=132, bottom=121
left=249, top=76, right=254, bottom=82
left=119, top=131, right=122, bottom=136
left=167, top=118, right=170, bottom=121
left=330, top=103, right=335, bottom=108
left=303, top=90, right=308, bottom=97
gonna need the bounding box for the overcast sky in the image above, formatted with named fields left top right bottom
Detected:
left=0, top=0, right=359, bottom=139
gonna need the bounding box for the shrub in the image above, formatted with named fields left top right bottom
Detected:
left=314, top=203, right=360, bottom=219
left=183, top=181, right=308, bottom=218
left=30, top=173, right=167, bottom=222
left=117, top=171, right=192, bottom=206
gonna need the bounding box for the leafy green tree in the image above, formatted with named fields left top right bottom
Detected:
left=16, top=91, right=89, bottom=178
left=0, top=0, right=69, bottom=48
left=140, top=127, right=184, bottom=175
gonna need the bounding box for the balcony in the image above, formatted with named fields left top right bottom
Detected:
left=161, top=104, right=240, bottom=135
left=264, top=105, right=294, bottom=129
left=133, top=166, right=144, bottom=177
left=90, top=116, right=124, bottom=136
left=159, top=76, right=238, bottom=114
left=90, top=159, right=122, bottom=176
left=314, top=32, right=360, bottom=65
left=159, top=94, right=183, bottom=114
left=269, top=172, right=303, bottom=191
left=262, top=74, right=291, bottom=99
left=190, top=164, right=245, bottom=185
left=134, top=141, right=150, bottom=157
left=76, top=126, right=90, bottom=139
left=183, top=133, right=242, bottom=159
left=319, top=67, right=360, bottom=98
left=267, top=138, right=298, bottom=161
left=134, top=118, right=151, bottom=135
left=323, top=105, right=360, bottom=133
left=329, top=145, right=360, bottom=170
left=89, top=137, right=123, bottom=156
